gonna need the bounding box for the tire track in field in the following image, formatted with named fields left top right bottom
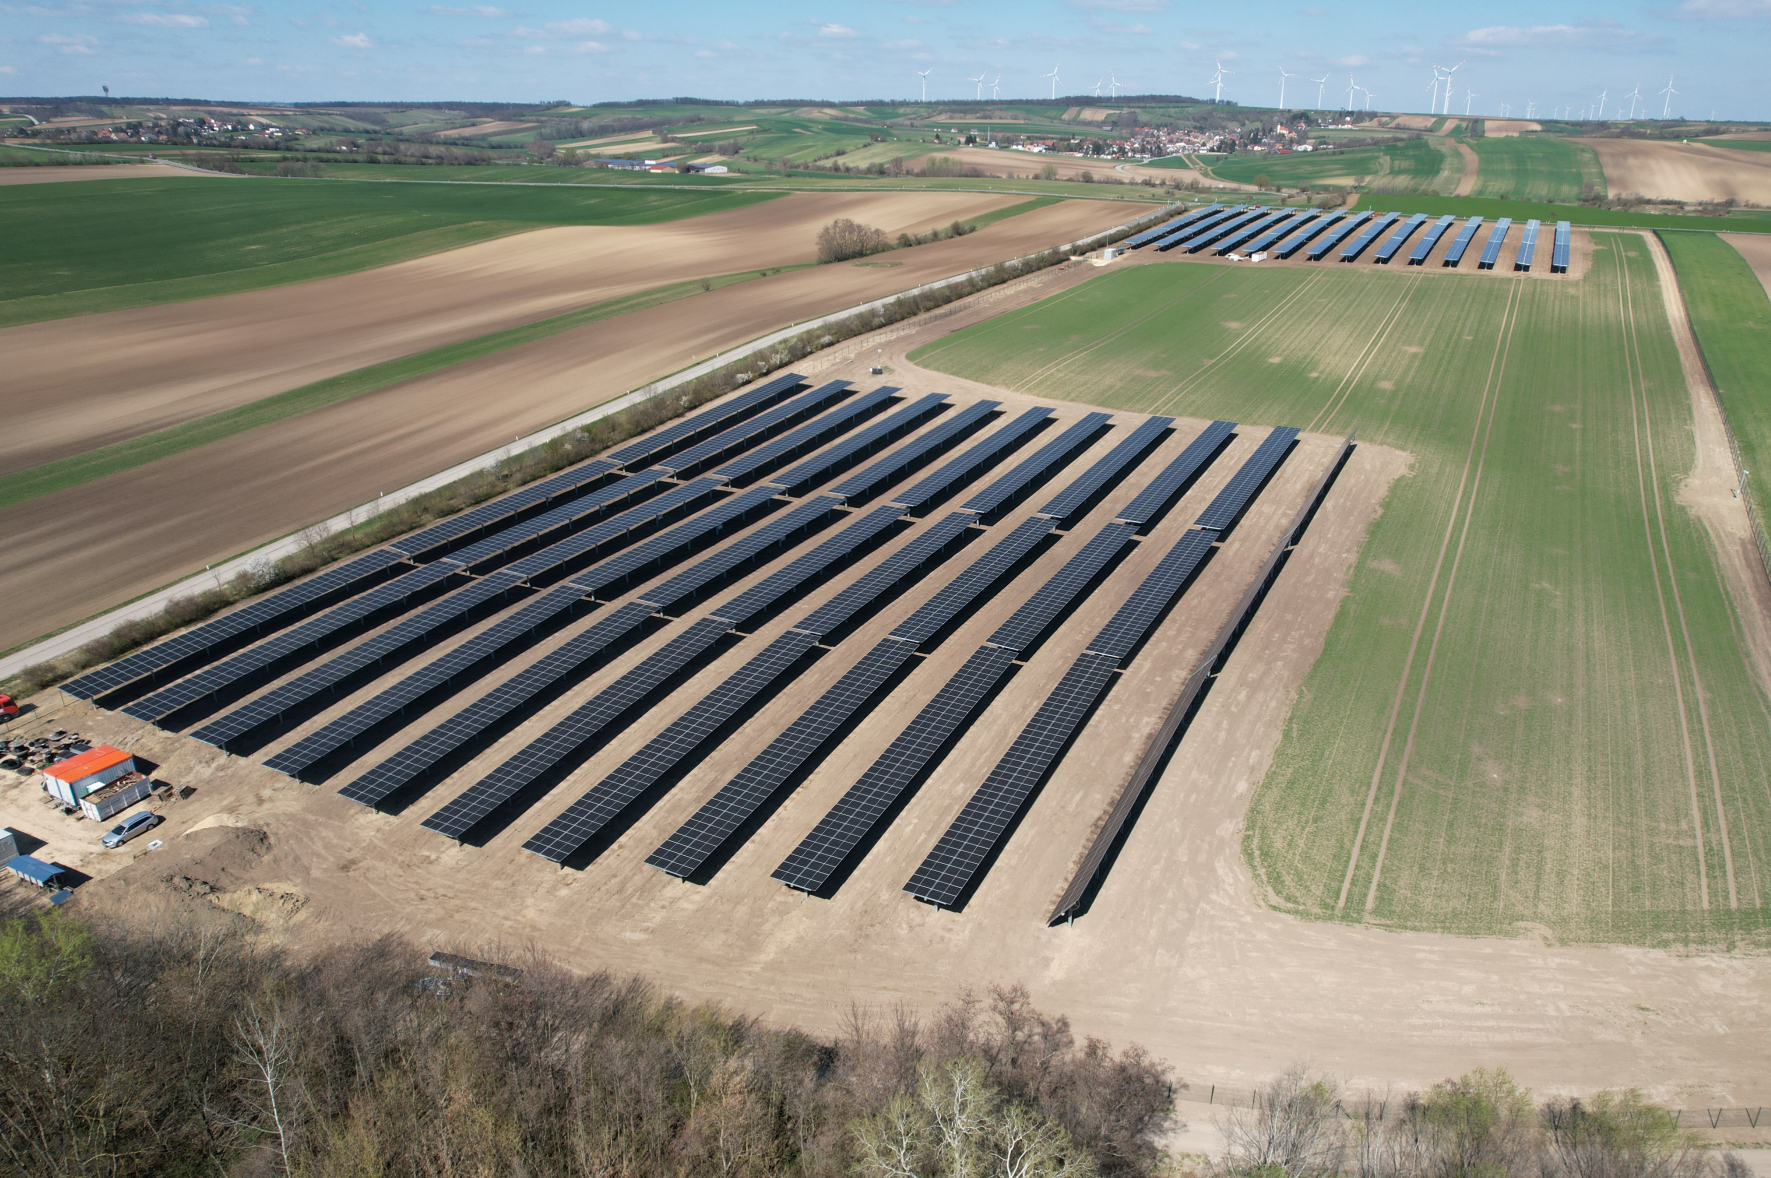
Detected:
left=1617, top=236, right=1736, bottom=908
left=1306, top=272, right=1425, bottom=435
left=1008, top=266, right=1233, bottom=393
left=1149, top=270, right=1330, bottom=415
left=1335, top=276, right=1524, bottom=915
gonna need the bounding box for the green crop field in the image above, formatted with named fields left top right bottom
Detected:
left=1208, top=138, right=1457, bottom=195
left=1467, top=136, right=1606, bottom=201
left=1351, top=193, right=1771, bottom=234
left=0, top=176, right=780, bottom=326
left=912, top=252, right=1771, bottom=948
left=1700, top=139, right=1771, bottom=153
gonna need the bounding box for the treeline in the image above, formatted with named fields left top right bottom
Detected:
left=0, top=909, right=1166, bottom=1176
left=814, top=217, right=979, bottom=263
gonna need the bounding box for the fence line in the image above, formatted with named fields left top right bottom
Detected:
left=1171, top=1083, right=1766, bottom=1130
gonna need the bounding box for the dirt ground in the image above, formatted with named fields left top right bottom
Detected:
left=1722, top=232, right=1771, bottom=304
left=0, top=189, right=1032, bottom=475
left=1391, top=116, right=1435, bottom=131
left=911, top=145, right=1228, bottom=190
left=1578, top=138, right=1771, bottom=204
left=434, top=121, right=539, bottom=139
left=1481, top=120, right=1542, bottom=137
left=0, top=197, right=1140, bottom=652
left=1452, top=141, right=1480, bottom=196
left=0, top=163, right=196, bottom=185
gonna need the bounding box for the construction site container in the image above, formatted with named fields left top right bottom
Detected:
left=80, top=773, right=152, bottom=822
left=42, top=746, right=136, bottom=807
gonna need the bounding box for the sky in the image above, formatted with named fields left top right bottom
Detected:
left=2, top=0, right=1767, bottom=121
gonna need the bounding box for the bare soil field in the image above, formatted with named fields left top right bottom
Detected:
left=917, top=146, right=1213, bottom=188
left=1579, top=137, right=1771, bottom=204
left=0, top=163, right=195, bottom=185
left=1482, top=120, right=1542, bottom=137
left=0, top=197, right=1136, bottom=651
left=1723, top=231, right=1771, bottom=303
left=0, top=190, right=1028, bottom=475
left=433, top=120, right=539, bottom=139
left=1452, top=140, right=1480, bottom=195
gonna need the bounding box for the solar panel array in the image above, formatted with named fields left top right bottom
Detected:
left=959, top=411, right=1112, bottom=516
left=1408, top=215, right=1459, bottom=266
left=502, top=478, right=726, bottom=584
left=1176, top=206, right=1268, bottom=254
left=1214, top=210, right=1290, bottom=256
left=890, top=517, right=1057, bottom=647
left=891, top=407, right=1054, bottom=511
left=709, top=385, right=900, bottom=485
left=191, top=569, right=525, bottom=750
left=1340, top=212, right=1399, bottom=262
left=1193, top=427, right=1300, bottom=531
left=1552, top=220, right=1572, bottom=274
left=60, top=547, right=410, bottom=700
left=769, top=393, right=948, bottom=495
left=902, top=650, right=1121, bottom=908
left=1085, top=528, right=1219, bottom=664
left=1123, top=204, right=1218, bottom=248
left=713, top=506, right=906, bottom=629
left=1115, top=420, right=1238, bottom=526
left=825, top=400, right=999, bottom=505
left=1441, top=216, right=1484, bottom=267
left=1275, top=211, right=1343, bottom=259
left=1036, top=416, right=1172, bottom=524
left=522, top=630, right=822, bottom=862
left=770, top=644, right=1019, bottom=893
left=444, top=467, right=674, bottom=572
left=1151, top=206, right=1246, bottom=252
left=1306, top=211, right=1371, bottom=261
left=602, top=373, right=805, bottom=470
left=1477, top=218, right=1514, bottom=270
left=1514, top=218, right=1542, bottom=271
left=572, top=486, right=782, bottom=601
left=792, top=513, right=976, bottom=639
left=1246, top=210, right=1319, bottom=256
left=1372, top=213, right=1428, bottom=264
left=387, top=458, right=622, bottom=561
left=986, top=523, right=1137, bottom=655
left=638, top=497, right=840, bottom=615
left=658, top=381, right=854, bottom=477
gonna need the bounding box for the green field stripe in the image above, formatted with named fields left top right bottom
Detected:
left=0, top=266, right=796, bottom=511
left=964, top=195, right=1063, bottom=230
left=1349, top=193, right=1771, bottom=235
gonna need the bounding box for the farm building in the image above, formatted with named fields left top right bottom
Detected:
left=42, top=745, right=137, bottom=807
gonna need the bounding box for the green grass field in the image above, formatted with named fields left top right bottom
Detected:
left=1467, top=136, right=1606, bottom=201
left=1208, top=138, right=1455, bottom=194
left=1350, top=194, right=1771, bottom=234
left=1699, top=138, right=1771, bottom=153
left=912, top=253, right=1771, bottom=947
left=0, top=176, right=780, bottom=326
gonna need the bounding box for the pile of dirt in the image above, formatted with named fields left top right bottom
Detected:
left=77, top=824, right=275, bottom=919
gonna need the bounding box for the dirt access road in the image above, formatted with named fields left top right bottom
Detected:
left=0, top=198, right=1139, bottom=652
left=1579, top=137, right=1771, bottom=205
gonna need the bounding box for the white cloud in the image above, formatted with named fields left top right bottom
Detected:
left=1178, top=39, right=1200, bottom=49
left=331, top=31, right=372, bottom=47
left=122, top=12, right=209, bottom=26
left=1068, top=0, right=1169, bottom=9
left=1332, top=53, right=1369, bottom=66
left=1301, top=5, right=1326, bottom=12
left=1668, top=0, right=1771, bottom=16
left=522, top=43, right=543, bottom=53
left=572, top=39, right=611, bottom=52
left=203, top=3, right=252, bottom=26
left=544, top=17, right=611, bottom=35
left=1451, top=19, right=1663, bottom=48
left=38, top=31, right=96, bottom=52
left=815, top=21, right=857, bottom=36
left=243, top=55, right=261, bottom=63
left=0, top=64, right=15, bottom=73
left=693, top=47, right=714, bottom=57
left=429, top=4, right=508, bottom=14
left=883, top=37, right=921, bottom=49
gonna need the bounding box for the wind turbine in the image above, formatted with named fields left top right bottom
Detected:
left=1109, top=72, right=1123, bottom=98
left=1659, top=75, right=1677, bottom=120
left=1596, top=88, right=1607, bottom=120
left=991, top=75, right=1002, bottom=101
left=1093, top=77, right=1104, bottom=97
left=1279, top=67, right=1296, bottom=109
left=915, top=69, right=931, bottom=103
left=1464, top=90, right=1477, bottom=116
left=1625, top=83, right=1643, bottom=120
left=1208, top=59, right=1231, bottom=103
left=1433, top=61, right=1463, bottom=114
left=1345, top=75, right=1357, bottom=112
left=1426, top=75, right=1441, bottom=114
left=1313, top=74, right=1330, bottom=110
left=1526, top=100, right=1536, bottom=119
left=970, top=72, right=986, bottom=101
left=1043, top=63, right=1060, bottom=100
left=1365, top=89, right=1377, bottom=112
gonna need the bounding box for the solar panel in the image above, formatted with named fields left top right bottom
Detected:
left=987, top=522, right=1137, bottom=656
left=638, top=497, right=840, bottom=614
left=1154, top=206, right=1257, bottom=253
left=893, top=407, right=1054, bottom=511
left=263, top=582, right=591, bottom=777
left=120, top=559, right=463, bottom=723
left=192, top=570, right=527, bottom=750
left=1192, top=426, right=1300, bottom=532
left=1213, top=210, right=1292, bottom=256
left=571, top=486, right=781, bottom=600
left=1372, top=213, right=1428, bottom=264
left=522, top=629, right=821, bottom=862
left=603, top=372, right=805, bottom=469
left=1115, top=420, right=1237, bottom=526
left=712, top=505, right=907, bottom=629
left=770, top=643, right=1019, bottom=893
left=1085, top=528, right=1217, bottom=664
left=768, top=393, right=948, bottom=495
left=1122, top=204, right=1219, bottom=248
left=1245, top=210, right=1319, bottom=255
left=959, top=411, right=1110, bottom=516
left=61, top=547, right=410, bottom=701
left=890, top=518, right=1056, bottom=647
left=1407, top=215, right=1459, bottom=266
left=1177, top=206, right=1269, bottom=254
left=338, top=600, right=657, bottom=807
left=419, top=615, right=733, bottom=839
left=792, top=512, right=975, bottom=639
left=826, top=399, right=1000, bottom=504
left=1477, top=218, right=1513, bottom=270
left=386, top=458, right=621, bottom=560
left=1275, top=211, right=1344, bottom=259
left=1514, top=218, right=1541, bottom=271
left=501, top=478, right=727, bottom=584
left=902, top=650, right=1120, bottom=908
left=658, top=381, right=853, bottom=477
left=1340, top=212, right=1398, bottom=262
left=1144, top=207, right=1239, bottom=252
left=442, top=467, right=675, bottom=571
left=1305, top=211, right=1370, bottom=261
left=1441, top=216, right=1484, bottom=267
left=1037, top=415, right=1171, bottom=523
left=1551, top=220, right=1571, bottom=274
left=711, top=385, right=901, bottom=485
left=646, top=636, right=921, bottom=879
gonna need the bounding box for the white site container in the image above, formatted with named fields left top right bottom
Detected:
left=80, top=773, right=153, bottom=822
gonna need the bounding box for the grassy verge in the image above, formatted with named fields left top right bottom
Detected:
left=1349, top=193, right=1770, bottom=233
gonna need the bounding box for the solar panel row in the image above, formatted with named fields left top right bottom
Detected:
left=1441, top=216, right=1484, bottom=267
left=769, top=393, right=948, bottom=496
left=60, top=547, right=410, bottom=701
left=603, top=372, right=806, bottom=470
left=1477, top=218, right=1514, bottom=270
left=1085, top=528, right=1218, bottom=664
left=825, top=399, right=1000, bottom=505
left=521, top=629, right=823, bottom=863
left=1514, top=218, right=1542, bottom=271
left=792, top=513, right=976, bottom=640
left=902, top=650, right=1121, bottom=908
left=1192, top=426, right=1301, bottom=532
left=1373, top=213, right=1429, bottom=264
left=445, top=467, right=675, bottom=573
left=712, top=506, right=907, bottom=629
left=638, top=496, right=841, bottom=615
left=1115, top=420, right=1238, bottom=526
left=387, top=457, right=622, bottom=561
left=1340, top=212, right=1399, bottom=262
left=959, top=411, right=1113, bottom=516
left=1036, top=416, right=1172, bottom=524
left=1408, top=215, right=1459, bottom=266
left=502, top=478, right=727, bottom=584
left=891, top=517, right=1057, bottom=647
left=1148, top=205, right=1246, bottom=252
left=1551, top=220, right=1572, bottom=274
left=571, top=485, right=782, bottom=601
left=710, top=385, right=901, bottom=485
left=1306, top=211, right=1371, bottom=261
left=658, top=381, right=854, bottom=478
left=986, top=523, right=1138, bottom=656
left=1214, top=210, right=1292, bottom=256
left=1122, top=204, right=1218, bottom=248
left=891, top=407, right=1054, bottom=511
left=1275, top=211, right=1344, bottom=259
left=771, top=643, right=1020, bottom=893
left=1173, top=206, right=1268, bottom=254
left=1245, top=209, right=1320, bottom=256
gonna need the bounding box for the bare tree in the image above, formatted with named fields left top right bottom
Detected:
left=1219, top=1067, right=1346, bottom=1178
left=227, top=1001, right=304, bottom=1173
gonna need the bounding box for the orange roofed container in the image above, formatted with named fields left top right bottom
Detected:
left=43, top=745, right=137, bottom=807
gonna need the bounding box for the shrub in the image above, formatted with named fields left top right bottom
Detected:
left=817, top=218, right=891, bottom=263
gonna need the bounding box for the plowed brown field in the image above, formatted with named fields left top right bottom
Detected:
left=0, top=163, right=195, bottom=185
left=1723, top=232, right=1771, bottom=303
left=1580, top=138, right=1771, bottom=204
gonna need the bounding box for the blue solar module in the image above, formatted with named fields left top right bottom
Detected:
left=959, top=411, right=1112, bottom=516
left=771, top=643, right=1020, bottom=893
left=1245, top=210, right=1319, bottom=256
left=1552, top=220, right=1572, bottom=273
left=420, top=615, right=736, bottom=840
left=1274, top=211, right=1343, bottom=259
left=892, top=407, right=1054, bottom=511
left=891, top=517, right=1057, bottom=647
left=120, top=560, right=463, bottom=724
left=571, top=486, right=781, bottom=600
left=1514, top=218, right=1542, bottom=271
left=647, top=635, right=921, bottom=880
left=903, top=650, right=1120, bottom=908
left=1192, top=426, right=1300, bottom=532
left=1372, top=213, right=1428, bottom=264
left=603, top=373, right=805, bottom=470
left=1115, top=419, right=1237, bottom=526
left=1340, top=212, right=1399, bottom=262
left=1177, top=206, right=1270, bottom=254
left=1408, top=215, right=1459, bottom=266
left=522, top=629, right=822, bottom=863
left=710, top=385, right=901, bottom=485
left=192, top=570, right=526, bottom=750
left=1441, top=216, right=1484, bottom=267
left=1476, top=218, right=1513, bottom=270
left=1214, top=210, right=1292, bottom=256
left=1148, top=206, right=1245, bottom=252
left=793, top=512, right=976, bottom=639
left=1306, top=211, right=1371, bottom=260
left=658, top=381, right=853, bottom=477
left=338, top=601, right=657, bottom=807
left=265, top=582, right=592, bottom=778
left=60, top=548, right=410, bottom=701
left=638, top=497, right=840, bottom=614
left=502, top=478, right=726, bottom=584
left=987, top=523, right=1138, bottom=656
left=443, top=467, right=675, bottom=572
left=1037, top=415, right=1172, bottom=523
left=825, top=400, right=999, bottom=505
left=713, top=506, right=906, bottom=629
left=768, top=393, right=947, bottom=495
left=1085, top=528, right=1218, bottom=664
left=1122, top=204, right=1219, bottom=248
left=386, top=458, right=621, bottom=560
